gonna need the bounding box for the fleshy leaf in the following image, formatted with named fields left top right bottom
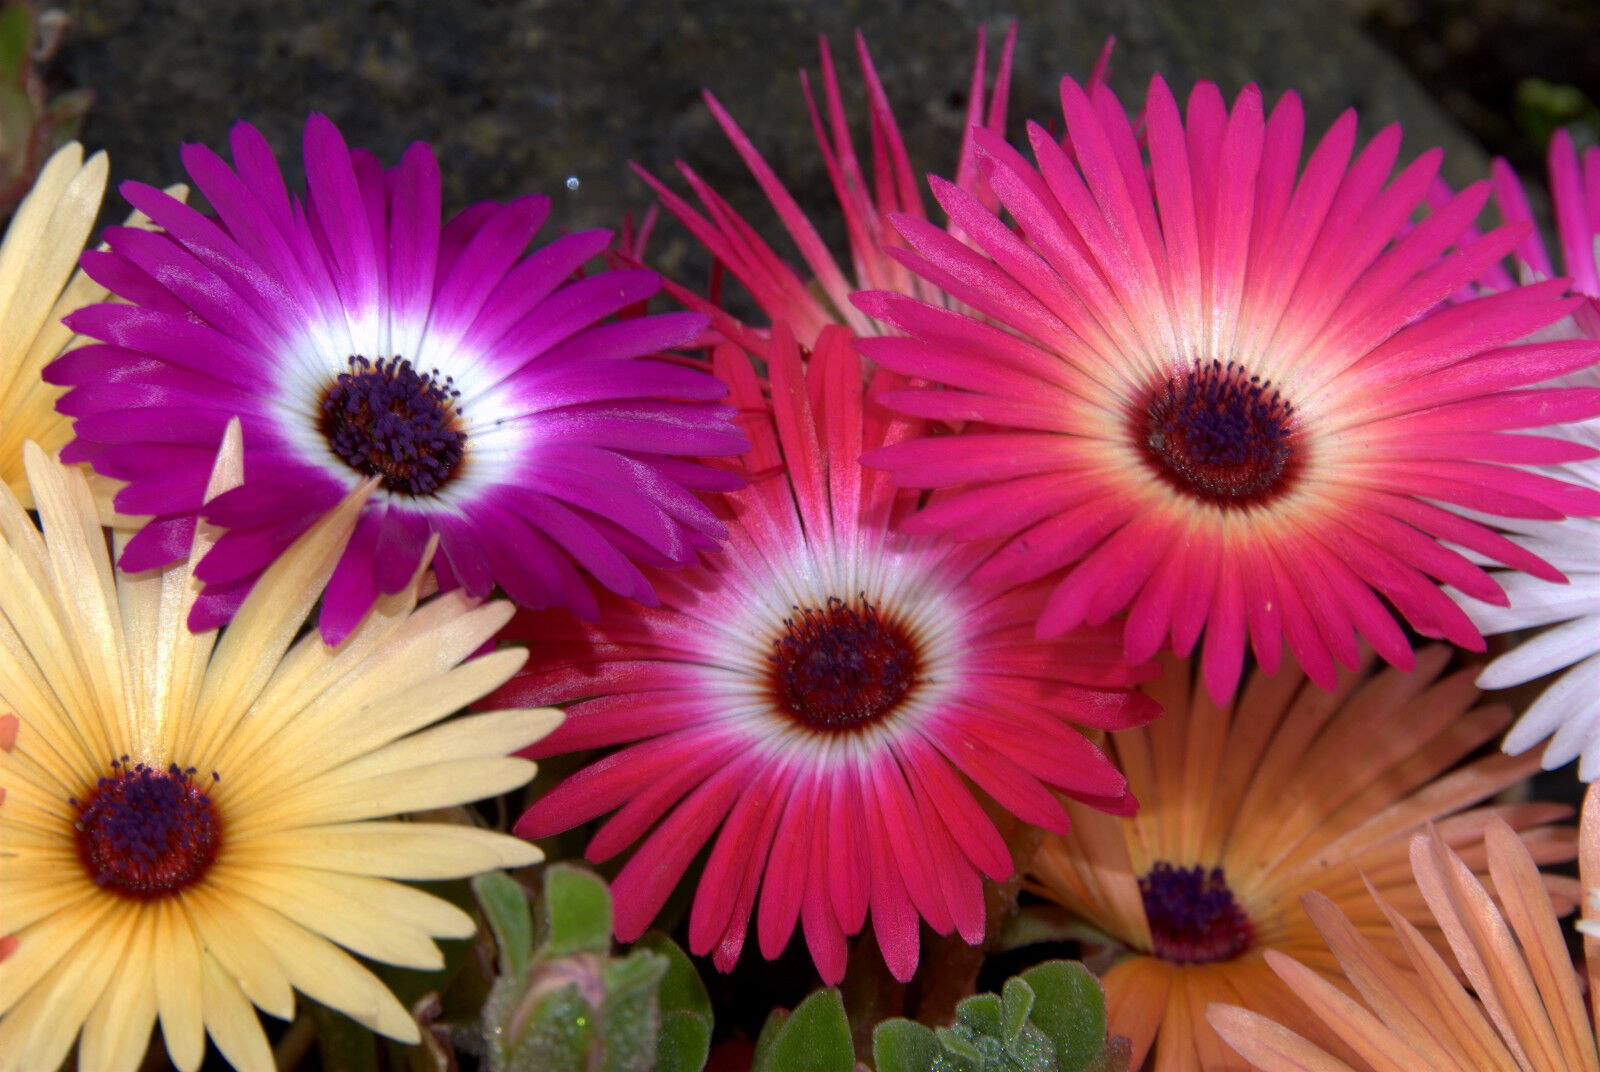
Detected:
left=540, top=863, right=613, bottom=957
left=639, top=932, right=712, bottom=1072
left=1018, top=962, right=1104, bottom=1071
left=597, top=950, right=669, bottom=1071
left=474, top=872, right=535, bottom=986
left=1000, top=978, right=1035, bottom=1043
left=656, top=1009, right=713, bottom=1072
left=874, top=1018, right=943, bottom=1072
left=751, top=988, right=855, bottom=1072
left=957, top=992, right=1005, bottom=1037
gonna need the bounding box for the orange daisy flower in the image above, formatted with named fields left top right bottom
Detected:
left=1209, top=785, right=1600, bottom=1071
left=1027, top=647, right=1579, bottom=1071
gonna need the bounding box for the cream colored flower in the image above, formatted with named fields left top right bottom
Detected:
left=0, top=426, right=560, bottom=1071
left=0, top=141, right=107, bottom=505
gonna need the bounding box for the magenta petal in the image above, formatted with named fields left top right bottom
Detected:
left=372, top=506, right=431, bottom=595
left=317, top=508, right=383, bottom=645
left=185, top=573, right=257, bottom=635
left=119, top=515, right=199, bottom=572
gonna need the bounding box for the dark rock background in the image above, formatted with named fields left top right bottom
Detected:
left=52, top=0, right=1554, bottom=282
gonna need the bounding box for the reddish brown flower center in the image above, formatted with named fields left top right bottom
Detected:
left=1139, top=862, right=1254, bottom=963
left=1143, top=359, right=1296, bottom=504
left=322, top=355, right=466, bottom=495
left=769, top=596, right=917, bottom=731
left=73, top=758, right=220, bottom=900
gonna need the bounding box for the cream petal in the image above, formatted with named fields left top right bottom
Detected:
left=23, top=443, right=128, bottom=727
left=183, top=887, right=297, bottom=1022
left=229, top=821, right=542, bottom=878
left=219, top=645, right=530, bottom=804
left=0, top=147, right=104, bottom=367
left=199, top=952, right=276, bottom=1072
left=116, top=422, right=241, bottom=764
left=213, top=865, right=450, bottom=969
left=78, top=935, right=159, bottom=1072
left=154, top=899, right=207, bottom=1072
left=0, top=890, right=120, bottom=1014
left=223, top=894, right=419, bottom=1043
left=259, top=756, right=536, bottom=828
left=324, top=707, right=560, bottom=781
left=0, top=895, right=135, bottom=1072
left=192, top=479, right=373, bottom=755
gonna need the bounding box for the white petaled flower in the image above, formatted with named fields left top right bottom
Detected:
left=1448, top=129, right=1600, bottom=777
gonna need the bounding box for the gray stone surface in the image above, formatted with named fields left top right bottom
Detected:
left=57, top=0, right=1489, bottom=282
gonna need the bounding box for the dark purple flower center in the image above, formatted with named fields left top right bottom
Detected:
left=73, top=758, right=221, bottom=900
left=321, top=355, right=466, bottom=495
left=1143, top=359, right=1296, bottom=504
left=1139, top=862, right=1254, bottom=963
left=770, top=596, right=917, bottom=731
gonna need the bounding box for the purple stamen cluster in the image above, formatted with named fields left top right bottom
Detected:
left=771, top=596, right=917, bottom=730
left=1144, top=358, right=1296, bottom=504
left=1139, top=862, right=1254, bottom=964
left=73, top=757, right=221, bottom=899
left=322, top=355, right=466, bottom=495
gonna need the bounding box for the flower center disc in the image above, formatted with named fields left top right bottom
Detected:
left=1139, top=862, right=1254, bottom=963
left=1143, top=359, right=1296, bottom=504
left=770, top=596, right=917, bottom=731
left=73, top=759, right=220, bottom=899
left=321, top=355, right=466, bottom=495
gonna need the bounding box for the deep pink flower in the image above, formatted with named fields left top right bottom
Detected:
left=47, top=114, right=747, bottom=642
left=491, top=325, right=1158, bottom=983
left=854, top=75, right=1600, bottom=704
left=636, top=26, right=1089, bottom=348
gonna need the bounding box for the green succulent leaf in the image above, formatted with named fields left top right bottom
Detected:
left=751, top=988, right=854, bottom=1072
left=1018, top=962, right=1106, bottom=1072
left=639, top=933, right=712, bottom=1072
left=493, top=980, right=597, bottom=1072
left=956, top=992, right=1004, bottom=1037
left=473, top=872, right=535, bottom=986
left=540, top=863, right=613, bottom=957
left=934, top=1026, right=984, bottom=1067
left=596, top=950, right=668, bottom=1072
left=873, top=1018, right=942, bottom=1072
left=655, top=1007, right=713, bottom=1072
left=638, top=932, right=712, bottom=1021
left=999, top=978, right=1035, bottom=1043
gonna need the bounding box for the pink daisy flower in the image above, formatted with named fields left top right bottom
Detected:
left=489, top=325, right=1158, bottom=984
left=46, top=114, right=747, bottom=643
left=637, top=26, right=1095, bottom=347
left=854, top=74, right=1600, bottom=705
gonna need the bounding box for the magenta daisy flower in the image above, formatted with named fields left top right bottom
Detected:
left=854, top=75, right=1600, bottom=704
left=46, top=114, right=747, bottom=642
left=489, top=324, right=1158, bottom=984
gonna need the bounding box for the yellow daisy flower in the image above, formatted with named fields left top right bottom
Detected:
left=0, top=428, right=560, bottom=1071
left=1027, top=649, right=1579, bottom=1072
left=0, top=141, right=107, bottom=505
